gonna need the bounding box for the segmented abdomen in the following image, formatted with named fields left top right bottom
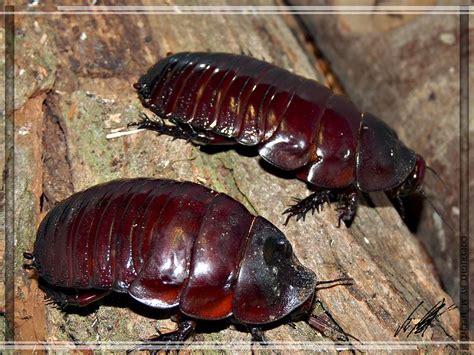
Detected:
left=34, top=178, right=254, bottom=318
left=139, top=53, right=278, bottom=141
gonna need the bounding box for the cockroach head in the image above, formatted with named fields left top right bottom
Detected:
left=394, top=154, right=426, bottom=196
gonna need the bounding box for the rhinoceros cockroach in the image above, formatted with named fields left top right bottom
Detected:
left=132, top=52, right=426, bottom=227
left=24, top=178, right=354, bottom=346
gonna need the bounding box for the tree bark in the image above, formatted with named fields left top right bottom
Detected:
left=6, top=0, right=460, bottom=352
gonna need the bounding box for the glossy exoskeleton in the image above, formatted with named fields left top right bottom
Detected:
left=25, top=178, right=352, bottom=344
left=133, top=52, right=426, bottom=226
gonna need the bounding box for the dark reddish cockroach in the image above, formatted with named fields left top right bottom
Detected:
left=24, top=178, right=354, bottom=345
left=132, top=52, right=426, bottom=227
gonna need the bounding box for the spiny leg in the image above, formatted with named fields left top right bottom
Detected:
left=391, top=193, right=406, bottom=220
left=127, top=318, right=196, bottom=354
left=283, top=190, right=331, bottom=225
left=250, top=327, right=267, bottom=343
left=129, top=113, right=199, bottom=142
left=335, top=188, right=358, bottom=228
left=283, top=188, right=359, bottom=227
left=148, top=319, right=196, bottom=342
left=250, top=326, right=268, bottom=353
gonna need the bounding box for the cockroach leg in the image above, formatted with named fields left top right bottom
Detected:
left=127, top=112, right=153, bottom=127
left=283, top=190, right=331, bottom=225
left=250, top=327, right=267, bottom=345
left=335, top=189, right=358, bottom=228
left=129, top=114, right=199, bottom=142
left=151, top=318, right=196, bottom=342
left=393, top=193, right=406, bottom=220
left=128, top=319, right=196, bottom=354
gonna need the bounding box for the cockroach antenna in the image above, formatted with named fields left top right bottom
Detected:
left=426, top=165, right=450, bottom=194
left=417, top=187, right=455, bottom=235
left=315, top=277, right=354, bottom=290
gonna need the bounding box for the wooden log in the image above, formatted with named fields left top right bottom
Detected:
left=288, top=0, right=470, bottom=338
left=9, top=0, right=459, bottom=352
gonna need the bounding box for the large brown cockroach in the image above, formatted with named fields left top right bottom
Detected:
left=24, top=178, right=353, bottom=346
left=132, top=52, right=426, bottom=227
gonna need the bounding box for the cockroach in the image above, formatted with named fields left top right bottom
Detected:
left=132, top=52, right=426, bottom=227
left=25, top=178, right=354, bottom=346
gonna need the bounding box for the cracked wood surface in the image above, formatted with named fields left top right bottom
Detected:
left=7, top=0, right=460, bottom=351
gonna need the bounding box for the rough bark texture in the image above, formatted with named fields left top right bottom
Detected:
left=288, top=0, right=472, bottom=338
left=5, top=0, right=462, bottom=352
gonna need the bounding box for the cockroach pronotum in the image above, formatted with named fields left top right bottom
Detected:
left=24, top=178, right=355, bottom=348
left=131, top=52, right=427, bottom=227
